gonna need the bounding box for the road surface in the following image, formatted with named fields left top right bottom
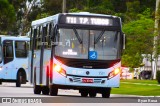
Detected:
left=0, top=82, right=159, bottom=106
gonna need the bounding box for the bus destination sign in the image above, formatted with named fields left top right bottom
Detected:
left=64, top=16, right=113, bottom=26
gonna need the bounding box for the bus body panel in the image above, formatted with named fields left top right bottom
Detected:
left=0, top=35, right=29, bottom=84
left=31, top=49, right=51, bottom=85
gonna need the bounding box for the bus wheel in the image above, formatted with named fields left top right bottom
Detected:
left=16, top=72, right=22, bottom=87
left=89, top=90, right=96, bottom=97
left=42, top=86, right=49, bottom=95
left=50, top=85, right=58, bottom=96
left=33, top=71, right=41, bottom=94
left=0, top=81, right=2, bottom=85
left=102, top=88, right=111, bottom=98
left=80, top=90, right=88, bottom=97
left=34, top=85, right=41, bottom=94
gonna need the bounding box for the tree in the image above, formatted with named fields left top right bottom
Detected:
left=0, top=0, right=16, bottom=34
left=122, top=15, right=154, bottom=68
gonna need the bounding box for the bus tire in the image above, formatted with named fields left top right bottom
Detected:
left=16, top=71, right=22, bottom=87
left=80, top=91, right=88, bottom=97
left=0, top=81, right=2, bottom=85
left=34, top=70, right=41, bottom=94
left=42, top=86, right=49, bottom=95
left=34, top=85, right=41, bottom=94
left=89, top=90, right=96, bottom=97
left=50, top=85, right=58, bottom=96
left=102, top=88, right=111, bottom=98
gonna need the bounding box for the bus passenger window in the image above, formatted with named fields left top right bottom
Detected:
left=15, top=41, right=27, bottom=58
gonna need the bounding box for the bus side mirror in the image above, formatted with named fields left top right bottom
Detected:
left=123, top=34, right=125, bottom=49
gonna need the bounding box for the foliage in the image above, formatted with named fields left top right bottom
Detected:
left=122, top=15, right=154, bottom=67
left=156, top=71, right=160, bottom=84
left=0, top=0, right=16, bottom=34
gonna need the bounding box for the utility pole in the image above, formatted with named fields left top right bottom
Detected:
left=152, top=0, right=160, bottom=79
left=62, top=0, right=66, bottom=13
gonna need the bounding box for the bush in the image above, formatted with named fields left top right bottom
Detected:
left=156, top=71, right=160, bottom=84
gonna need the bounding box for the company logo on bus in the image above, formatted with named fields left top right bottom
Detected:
left=86, top=71, right=90, bottom=75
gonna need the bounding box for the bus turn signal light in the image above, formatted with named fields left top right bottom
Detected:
left=53, top=64, right=66, bottom=77
left=108, top=68, right=120, bottom=80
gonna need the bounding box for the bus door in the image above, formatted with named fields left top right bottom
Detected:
left=30, top=28, right=36, bottom=83
left=3, top=40, right=14, bottom=79
left=39, top=27, right=44, bottom=84
left=37, top=26, right=46, bottom=84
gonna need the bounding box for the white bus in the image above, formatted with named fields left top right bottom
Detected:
left=29, top=12, right=125, bottom=98
left=0, top=35, right=30, bottom=87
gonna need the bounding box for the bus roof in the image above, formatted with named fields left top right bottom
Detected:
left=0, top=35, right=30, bottom=41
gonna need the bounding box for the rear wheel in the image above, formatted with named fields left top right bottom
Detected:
left=50, top=85, right=58, bottom=96
left=33, top=71, right=41, bottom=94
left=0, top=81, right=2, bottom=85
left=16, top=72, right=22, bottom=87
left=102, top=88, right=111, bottom=98
left=34, top=85, right=41, bottom=94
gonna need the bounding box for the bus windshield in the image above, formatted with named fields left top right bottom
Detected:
left=55, top=28, right=121, bottom=60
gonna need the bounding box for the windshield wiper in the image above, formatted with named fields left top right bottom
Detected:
left=94, top=30, right=105, bottom=44
left=73, top=28, right=82, bottom=44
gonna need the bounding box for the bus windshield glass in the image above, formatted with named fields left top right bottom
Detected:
left=55, top=28, right=120, bottom=60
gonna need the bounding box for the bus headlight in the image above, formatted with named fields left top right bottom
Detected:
left=53, top=64, right=66, bottom=77
left=108, top=68, right=120, bottom=80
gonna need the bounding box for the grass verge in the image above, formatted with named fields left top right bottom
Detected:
left=111, top=79, right=160, bottom=96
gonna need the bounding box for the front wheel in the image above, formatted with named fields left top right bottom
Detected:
left=50, top=85, right=58, bottom=96
left=89, top=90, right=96, bottom=97
left=80, top=91, right=88, bottom=97
left=102, top=88, right=111, bottom=98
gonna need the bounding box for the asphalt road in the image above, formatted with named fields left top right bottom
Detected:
left=0, top=83, right=159, bottom=106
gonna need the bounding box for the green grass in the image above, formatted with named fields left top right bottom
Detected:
left=120, top=79, right=158, bottom=84
left=111, top=79, right=160, bottom=96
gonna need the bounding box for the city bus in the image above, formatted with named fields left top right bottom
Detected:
left=0, top=35, right=30, bottom=87
left=29, top=12, right=125, bottom=98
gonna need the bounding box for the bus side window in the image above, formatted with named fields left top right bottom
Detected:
left=3, top=40, right=14, bottom=64
left=33, top=28, right=38, bottom=50
left=47, top=23, right=52, bottom=48
left=15, top=41, right=27, bottom=58
left=37, top=26, right=42, bottom=49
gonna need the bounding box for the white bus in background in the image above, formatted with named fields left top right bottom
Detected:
left=29, top=12, right=125, bottom=98
left=0, top=35, right=30, bottom=87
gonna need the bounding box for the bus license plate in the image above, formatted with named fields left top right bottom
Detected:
left=82, top=78, right=93, bottom=83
